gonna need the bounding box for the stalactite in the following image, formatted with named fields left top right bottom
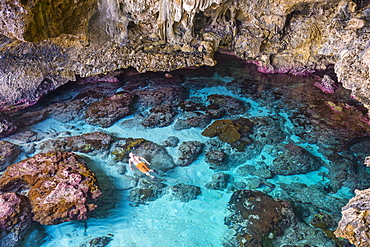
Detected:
left=97, top=0, right=129, bottom=44
left=158, top=0, right=176, bottom=42
left=157, top=0, right=227, bottom=44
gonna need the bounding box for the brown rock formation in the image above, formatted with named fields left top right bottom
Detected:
left=202, top=119, right=241, bottom=143
left=1, top=0, right=370, bottom=112
left=0, top=151, right=102, bottom=225
left=0, top=0, right=96, bottom=42
left=225, top=190, right=296, bottom=246
left=85, top=92, right=134, bottom=127
left=36, top=132, right=113, bottom=153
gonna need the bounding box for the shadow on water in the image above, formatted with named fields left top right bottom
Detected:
left=19, top=223, right=47, bottom=247
left=79, top=154, right=125, bottom=219
left=19, top=154, right=125, bottom=247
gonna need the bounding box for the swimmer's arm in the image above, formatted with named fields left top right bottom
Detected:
left=128, top=160, right=134, bottom=171
left=140, top=157, right=151, bottom=166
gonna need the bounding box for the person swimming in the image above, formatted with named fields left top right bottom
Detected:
left=128, top=152, right=156, bottom=179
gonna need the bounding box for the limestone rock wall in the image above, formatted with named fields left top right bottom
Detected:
left=0, top=0, right=96, bottom=42
left=334, top=188, right=370, bottom=247
left=1, top=0, right=370, bottom=112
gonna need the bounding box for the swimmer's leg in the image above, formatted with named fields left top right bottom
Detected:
left=149, top=169, right=159, bottom=174
left=144, top=172, right=155, bottom=179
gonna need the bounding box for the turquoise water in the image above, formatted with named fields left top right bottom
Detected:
left=4, top=54, right=368, bottom=246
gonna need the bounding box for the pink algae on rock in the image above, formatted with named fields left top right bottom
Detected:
left=0, top=192, right=32, bottom=232
left=0, top=192, right=32, bottom=247
left=0, top=151, right=101, bottom=225
left=85, top=92, right=134, bottom=127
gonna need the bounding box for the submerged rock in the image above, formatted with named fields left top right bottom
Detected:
left=85, top=92, right=134, bottom=128
left=79, top=236, right=113, bottom=247
left=177, top=99, right=207, bottom=112
left=128, top=179, right=166, bottom=204
left=225, top=190, right=340, bottom=247
left=202, top=119, right=241, bottom=143
left=4, top=130, right=40, bottom=144
left=131, top=84, right=188, bottom=111
left=280, top=182, right=347, bottom=220
left=225, top=190, right=295, bottom=246
left=111, top=138, right=175, bottom=171
left=204, top=148, right=228, bottom=170
left=271, top=220, right=339, bottom=247
left=348, top=137, right=370, bottom=168
left=0, top=151, right=101, bottom=225
left=37, top=132, right=113, bottom=154
left=176, top=141, right=203, bottom=167
left=128, top=188, right=158, bottom=205
left=310, top=212, right=345, bottom=247
left=270, top=143, right=322, bottom=175
left=162, top=136, right=180, bottom=147
left=326, top=153, right=370, bottom=193
left=141, top=104, right=176, bottom=128
left=248, top=116, right=286, bottom=145
left=205, top=172, right=228, bottom=190
left=48, top=99, right=88, bottom=123
left=206, top=94, right=246, bottom=116
left=167, top=183, right=201, bottom=202
left=173, top=113, right=211, bottom=130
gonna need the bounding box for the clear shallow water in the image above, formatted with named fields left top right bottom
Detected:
left=26, top=115, right=231, bottom=247
left=4, top=55, right=368, bottom=246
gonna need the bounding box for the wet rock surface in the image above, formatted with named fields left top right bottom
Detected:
left=0, top=151, right=101, bottom=225
left=314, top=75, right=339, bottom=94
left=176, top=141, right=203, bottom=167
left=166, top=183, right=201, bottom=202
left=85, top=92, right=134, bottom=128
left=111, top=138, right=175, bottom=171
left=225, top=190, right=296, bottom=246
left=0, top=140, right=20, bottom=171
left=0, top=114, right=18, bottom=138
left=0, top=192, right=32, bottom=247
left=141, top=104, right=176, bottom=128
left=205, top=172, right=228, bottom=190
left=335, top=188, right=370, bottom=247
left=270, top=143, right=323, bottom=175
left=37, top=132, right=113, bottom=154
left=128, top=179, right=167, bottom=205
